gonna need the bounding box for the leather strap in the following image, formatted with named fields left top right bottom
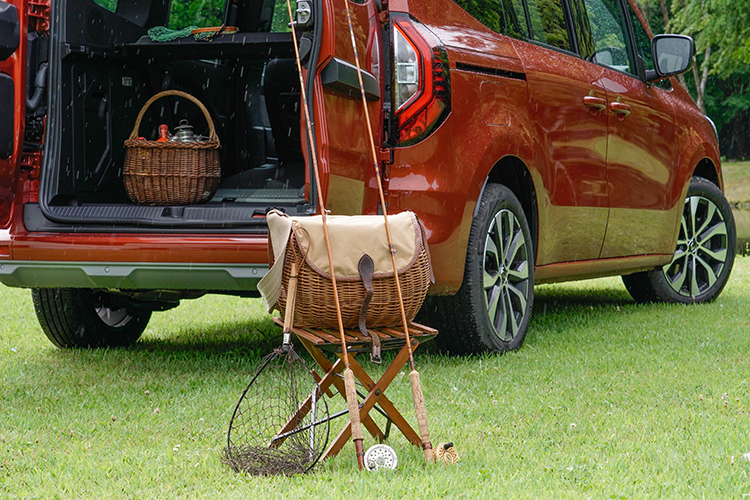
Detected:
left=358, top=254, right=381, bottom=363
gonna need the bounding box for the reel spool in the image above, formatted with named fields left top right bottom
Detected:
left=364, top=444, right=398, bottom=471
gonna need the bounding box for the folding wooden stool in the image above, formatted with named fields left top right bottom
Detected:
left=272, top=317, right=437, bottom=459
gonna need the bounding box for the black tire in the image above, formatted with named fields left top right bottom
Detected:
left=431, top=184, right=534, bottom=354
left=32, top=288, right=151, bottom=348
left=622, top=177, right=735, bottom=304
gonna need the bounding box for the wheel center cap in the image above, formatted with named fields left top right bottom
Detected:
left=500, top=266, right=509, bottom=282
left=688, top=239, right=698, bottom=253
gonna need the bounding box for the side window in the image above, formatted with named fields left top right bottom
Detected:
left=168, top=0, right=225, bottom=29
left=569, top=0, right=595, bottom=57
left=627, top=2, right=671, bottom=88
left=509, top=0, right=530, bottom=38
left=627, top=2, right=654, bottom=72
left=453, top=0, right=528, bottom=40
left=525, top=0, right=572, bottom=51
left=577, top=0, right=634, bottom=74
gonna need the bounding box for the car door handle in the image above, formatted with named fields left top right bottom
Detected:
left=583, top=96, right=607, bottom=112
left=610, top=101, right=631, bottom=117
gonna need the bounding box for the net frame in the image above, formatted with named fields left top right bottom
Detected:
left=224, top=345, right=331, bottom=476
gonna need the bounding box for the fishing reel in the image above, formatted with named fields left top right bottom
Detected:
left=364, top=444, right=398, bottom=471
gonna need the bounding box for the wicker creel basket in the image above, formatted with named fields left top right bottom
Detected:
left=123, top=90, right=221, bottom=205
left=263, top=211, right=433, bottom=329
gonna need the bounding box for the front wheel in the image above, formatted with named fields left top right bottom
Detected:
left=622, top=177, right=735, bottom=304
left=32, top=288, right=152, bottom=348
left=434, top=184, right=534, bottom=354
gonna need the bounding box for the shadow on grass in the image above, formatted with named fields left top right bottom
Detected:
left=417, top=281, right=640, bottom=356
left=14, top=317, right=291, bottom=381
left=26, top=283, right=642, bottom=371
left=534, top=283, right=633, bottom=307
left=131, top=320, right=282, bottom=359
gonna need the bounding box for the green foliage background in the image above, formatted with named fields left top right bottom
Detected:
left=168, top=0, right=224, bottom=29
left=637, top=0, right=750, bottom=160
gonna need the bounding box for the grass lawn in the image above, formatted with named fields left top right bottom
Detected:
left=721, top=160, right=750, bottom=204
left=723, top=160, right=750, bottom=253
left=2, top=258, right=750, bottom=499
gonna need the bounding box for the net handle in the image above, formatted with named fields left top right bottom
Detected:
left=127, top=89, right=219, bottom=144
left=283, top=262, right=299, bottom=340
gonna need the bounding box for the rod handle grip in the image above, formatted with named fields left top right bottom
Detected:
left=410, top=370, right=434, bottom=463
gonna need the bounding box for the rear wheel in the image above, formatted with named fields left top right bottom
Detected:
left=32, top=288, right=151, bottom=348
left=622, top=177, right=735, bottom=304
left=433, top=184, right=534, bottom=354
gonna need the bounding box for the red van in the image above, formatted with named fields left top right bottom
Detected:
left=0, top=0, right=734, bottom=353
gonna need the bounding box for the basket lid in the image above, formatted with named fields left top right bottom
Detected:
left=258, top=210, right=424, bottom=313
left=291, top=212, right=420, bottom=279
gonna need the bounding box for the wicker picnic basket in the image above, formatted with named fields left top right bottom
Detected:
left=263, top=211, right=433, bottom=329
left=123, top=90, right=221, bottom=205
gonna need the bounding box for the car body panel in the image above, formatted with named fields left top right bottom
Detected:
left=316, top=0, right=383, bottom=216
left=598, top=68, right=680, bottom=257
left=514, top=40, right=610, bottom=265
left=0, top=0, right=25, bottom=229
left=0, top=260, right=267, bottom=290
left=0, top=0, right=726, bottom=303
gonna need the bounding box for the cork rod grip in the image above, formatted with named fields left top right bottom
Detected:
left=410, top=370, right=434, bottom=462
left=344, top=368, right=365, bottom=468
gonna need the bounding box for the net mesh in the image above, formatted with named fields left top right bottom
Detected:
left=224, top=347, right=330, bottom=476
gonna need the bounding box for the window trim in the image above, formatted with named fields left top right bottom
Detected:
left=568, top=0, right=644, bottom=79
left=621, top=0, right=650, bottom=81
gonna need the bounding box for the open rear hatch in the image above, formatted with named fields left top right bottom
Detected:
left=32, top=0, right=319, bottom=232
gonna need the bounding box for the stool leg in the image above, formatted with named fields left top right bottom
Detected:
left=346, top=345, right=421, bottom=446
left=297, top=338, right=385, bottom=458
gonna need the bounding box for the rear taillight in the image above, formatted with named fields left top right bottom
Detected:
left=392, top=16, right=450, bottom=146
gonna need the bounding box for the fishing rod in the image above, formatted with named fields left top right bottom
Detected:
left=285, top=0, right=367, bottom=469
left=343, top=1, right=434, bottom=463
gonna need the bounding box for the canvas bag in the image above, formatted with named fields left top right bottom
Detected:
left=258, top=210, right=433, bottom=329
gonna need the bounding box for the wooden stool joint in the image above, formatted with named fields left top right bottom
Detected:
left=273, top=318, right=437, bottom=460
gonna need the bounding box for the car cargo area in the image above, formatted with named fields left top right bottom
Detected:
left=31, top=0, right=313, bottom=232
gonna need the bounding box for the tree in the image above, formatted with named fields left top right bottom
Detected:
left=637, top=0, right=750, bottom=159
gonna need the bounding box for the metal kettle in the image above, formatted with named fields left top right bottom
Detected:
left=173, top=119, right=195, bottom=142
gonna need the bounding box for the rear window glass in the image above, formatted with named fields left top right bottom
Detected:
left=168, top=0, right=225, bottom=29
left=454, top=0, right=528, bottom=39
left=271, top=0, right=296, bottom=32
left=526, top=0, right=572, bottom=51
left=94, top=0, right=117, bottom=12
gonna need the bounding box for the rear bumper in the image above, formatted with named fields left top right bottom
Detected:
left=0, top=260, right=268, bottom=290
left=0, top=224, right=271, bottom=291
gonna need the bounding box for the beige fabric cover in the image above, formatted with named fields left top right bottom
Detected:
left=258, top=210, right=422, bottom=312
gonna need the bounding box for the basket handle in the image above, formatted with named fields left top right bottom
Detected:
left=128, top=89, right=220, bottom=145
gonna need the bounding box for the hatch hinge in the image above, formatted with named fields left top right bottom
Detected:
left=378, top=147, right=393, bottom=165
left=28, top=0, right=51, bottom=32
left=20, top=151, right=42, bottom=180
left=377, top=0, right=389, bottom=23
left=378, top=147, right=393, bottom=181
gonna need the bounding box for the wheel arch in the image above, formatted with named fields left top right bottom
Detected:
left=670, top=142, right=723, bottom=232
left=482, top=155, right=539, bottom=262
left=692, top=157, right=721, bottom=188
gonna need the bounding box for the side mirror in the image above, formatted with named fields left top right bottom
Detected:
left=647, top=34, right=694, bottom=82
left=0, top=3, right=20, bottom=61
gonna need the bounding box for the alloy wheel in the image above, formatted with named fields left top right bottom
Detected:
left=93, top=292, right=135, bottom=328
left=663, top=194, right=729, bottom=298
left=483, top=208, right=531, bottom=342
